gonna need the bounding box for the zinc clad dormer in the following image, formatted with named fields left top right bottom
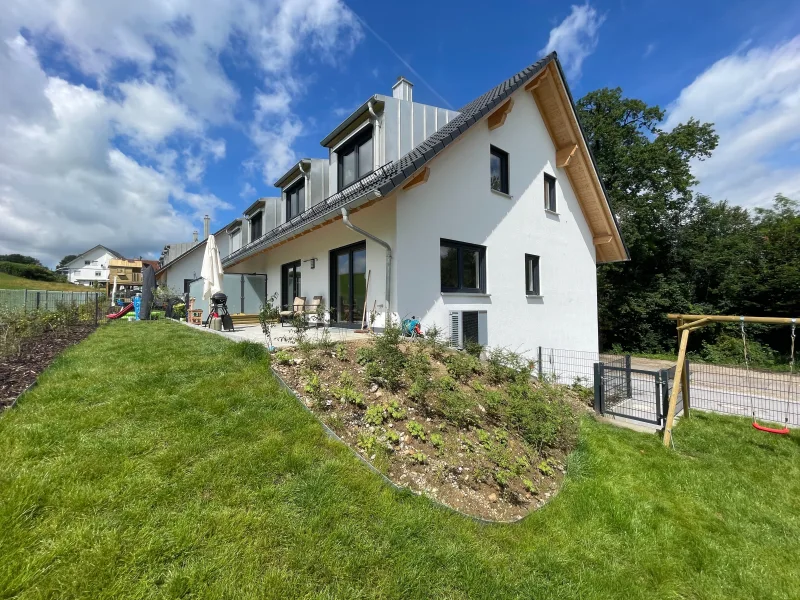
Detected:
left=273, top=158, right=329, bottom=224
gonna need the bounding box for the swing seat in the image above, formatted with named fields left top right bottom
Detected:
left=752, top=422, right=790, bottom=435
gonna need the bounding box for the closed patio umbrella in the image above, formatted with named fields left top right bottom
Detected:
left=201, top=234, right=224, bottom=319
left=111, top=276, right=118, bottom=306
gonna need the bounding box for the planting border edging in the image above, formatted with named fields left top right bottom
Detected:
left=269, top=365, right=520, bottom=525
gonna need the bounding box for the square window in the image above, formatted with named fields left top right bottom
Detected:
left=440, top=239, right=486, bottom=293
left=84, top=260, right=91, bottom=265
left=490, top=145, right=509, bottom=194
left=544, top=173, right=557, bottom=212
left=525, top=254, right=540, bottom=295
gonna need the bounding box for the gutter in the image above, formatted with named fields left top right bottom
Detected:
left=341, top=207, right=392, bottom=317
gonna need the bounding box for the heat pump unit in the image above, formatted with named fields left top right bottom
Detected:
left=449, top=310, right=488, bottom=348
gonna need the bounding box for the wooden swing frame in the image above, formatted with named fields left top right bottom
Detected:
left=662, top=314, right=799, bottom=448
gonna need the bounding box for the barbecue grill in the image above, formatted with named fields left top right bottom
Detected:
left=209, top=292, right=234, bottom=331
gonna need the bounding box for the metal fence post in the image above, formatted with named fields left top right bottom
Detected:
left=537, top=346, right=543, bottom=380
left=682, top=358, right=691, bottom=416
left=95, top=293, right=99, bottom=326
left=36, top=291, right=41, bottom=310
left=625, top=354, right=632, bottom=399
left=593, top=362, right=604, bottom=414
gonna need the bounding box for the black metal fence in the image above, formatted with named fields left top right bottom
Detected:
left=536, top=347, right=626, bottom=387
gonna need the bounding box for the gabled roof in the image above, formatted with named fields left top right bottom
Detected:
left=224, top=52, right=628, bottom=267
left=156, top=220, right=238, bottom=275
left=273, top=159, right=310, bottom=189
left=67, top=245, right=124, bottom=266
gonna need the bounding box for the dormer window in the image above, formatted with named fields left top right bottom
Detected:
left=250, top=211, right=262, bottom=241
left=337, top=125, right=373, bottom=191
left=285, top=179, right=305, bottom=221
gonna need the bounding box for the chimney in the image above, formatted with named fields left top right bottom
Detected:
left=392, top=76, right=413, bottom=102
left=192, top=230, right=198, bottom=242
left=203, top=215, right=210, bottom=240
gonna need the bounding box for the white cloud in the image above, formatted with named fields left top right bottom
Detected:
left=0, top=0, right=363, bottom=264
left=664, top=36, right=800, bottom=208
left=644, top=43, right=656, bottom=59
left=240, top=182, right=257, bottom=198
left=541, top=3, right=605, bottom=80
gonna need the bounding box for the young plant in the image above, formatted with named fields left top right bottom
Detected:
left=423, top=324, right=447, bottom=361
left=538, top=460, right=554, bottom=476
left=407, top=420, right=426, bottom=441
left=274, top=350, right=293, bottom=365
left=522, top=478, right=537, bottom=494
left=411, top=452, right=427, bottom=465
left=357, top=433, right=378, bottom=455
left=386, top=400, right=407, bottom=420
left=385, top=429, right=400, bottom=445
left=334, top=343, right=348, bottom=361
left=303, top=372, right=324, bottom=405
left=494, top=469, right=513, bottom=488
left=445, top=351, right=481, bottom=383
left=364, top=404, right=385, bottom=426
left=430, top=433, right=444, bottom=451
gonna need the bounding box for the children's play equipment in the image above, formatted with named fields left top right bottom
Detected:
left=664, top=314, right=798, bottom=447
left=107, top=303, right=134, bottom=319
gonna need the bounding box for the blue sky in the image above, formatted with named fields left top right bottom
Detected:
left=1, top=0, right=799, bottom=266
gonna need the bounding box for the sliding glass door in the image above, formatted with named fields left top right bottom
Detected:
left=281, top=260, right=301, bottom=309
left=330, top=242, right=366, bottom=323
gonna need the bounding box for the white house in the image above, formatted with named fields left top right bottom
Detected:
left=222, top=53, right=628, bottom=353
left=59, top=245, right=123, bottom=287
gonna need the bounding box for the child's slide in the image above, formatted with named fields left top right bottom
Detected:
left=107, top=302, right=134, bottom=319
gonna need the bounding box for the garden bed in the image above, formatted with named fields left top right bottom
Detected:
left=272, top=327, right=589, bottom=521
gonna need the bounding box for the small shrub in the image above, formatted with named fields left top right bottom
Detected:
left=476, top=429, right=492, bottom=449
left=504, top=380, right=576, bottom=451
left=358, top=433, right=378, bottom=455
left=317, top=327, right=335, bottom=352
left=303, top=372, right=324, bottom=404
left=423, top=324, right=447, bottom=361
left=228, top=340, right=269, bottom=362
left=365, top=405, right=385, bottom=425
left=411, top=452, right=427, bottom=465
left=494, top=469, right=513, bottom=488
left=367, top=323, right=406, bottom=391
left=407, top=420, right=426, bottom=441
left=405, top=348, right=432, bottom=398
left=436, top=376, right=457, bottom=392
left=332, top=372, right=366, bottom=408
left=494, top=428, right=509, bottom=446
left=335, top=343, right=348, bottom=361
left=445, top=351, right=482, bottom=382
left=513, top=455, right=530, bottom=475
left=430, top=433, right=444, bottom=450
left=473, top=466, right=489, bottom=483
left=486, top=347, right=532, bottom=384
left=700, top=334, right=778, bottom=368
left=522, top=478, right=537, bottom=494
left=274, top=350, right=293, bottom=365
left=464, top=340, right=484, bottom=358
left=386, top=400, right=407, bottom=420
left=437, top=389, right=480, bottom=428
left=356, top=346, right=375, bottom=365
left=538, top=460, right=554, bottom=476
left=385, top=429, right=400, bottom=445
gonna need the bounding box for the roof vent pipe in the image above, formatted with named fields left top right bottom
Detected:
left=341, top=207, right=392, bottom=322
left=203, top=215, right=210, bottom=240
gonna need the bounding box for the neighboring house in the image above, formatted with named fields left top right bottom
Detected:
left=222, top=53, right=628, bottom=353
left=156, top=217, right=235, bottom=294
left=58, top=245, right=123, bottom=287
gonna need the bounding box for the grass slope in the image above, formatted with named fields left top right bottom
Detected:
left=0, top=272, right=91, bottom=291
left=1, top=321, right=798, bottom=599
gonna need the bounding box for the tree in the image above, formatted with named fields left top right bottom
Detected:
left=56, top=254, right=78, bottom=270
left=0, top=254, right=42, bottom=266
left=576, top=87, right=718, bottom=351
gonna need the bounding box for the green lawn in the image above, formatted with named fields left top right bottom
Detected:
left=0, top=272, right=92, bottom=291
left=1, top=322, right=799, bottom=599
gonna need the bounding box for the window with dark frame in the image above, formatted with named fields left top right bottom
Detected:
left=440, top=239, right=486, bottom=293
left=525, top=254, right=540, bottom=296
left=490, top=145, right=509, bottom=194
left=544, top=173, right=557, bottom=212
left=337, top=125, right=374, bottom=191
left=250, top=211, right=262, bottom=241
left=285, top=179, right=305, bottom=221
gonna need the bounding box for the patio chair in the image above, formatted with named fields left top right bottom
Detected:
left=280, top=296, right=306, bottom=327
left=304, top=296, right=324, bottom=327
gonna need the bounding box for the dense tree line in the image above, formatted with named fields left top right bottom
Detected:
left=577, top=88, right=800, bottom=357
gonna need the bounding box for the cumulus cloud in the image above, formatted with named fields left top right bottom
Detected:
left=541, top=3, right=605, bottom=80
left=0, top=0, right=362, bottom=265
left=665, top=36, right=800, bottom=208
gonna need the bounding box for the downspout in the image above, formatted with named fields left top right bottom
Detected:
left=300, top=160, right=311, bottom=211
left=341, top=206, right=392, bottom=322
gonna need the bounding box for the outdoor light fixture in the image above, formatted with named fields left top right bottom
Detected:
left=303, top=258, right=317, bottom=269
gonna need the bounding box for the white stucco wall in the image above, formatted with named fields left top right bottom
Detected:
left=394, top=86, right=599, bottom=354
left=160, top=233, right=230, bottom=294
left=227, top=198, right=397, bottom=325
left=65, top=247, right=116, bottom=285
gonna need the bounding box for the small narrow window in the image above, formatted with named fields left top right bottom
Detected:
left=95, top=271, right=102, bottom=277
left=84, top=260, right=91, bottom=265
left=490, top=146, right=509, bottom=194
left=440, top=239, right=486, bottom=293
left=525, top=254, right=540, bottom=296
left=285, top=179, right=305, bottom=221
left=250, top=211, right=263, bottom=240
left=544, top=173, right=557, bottom=212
